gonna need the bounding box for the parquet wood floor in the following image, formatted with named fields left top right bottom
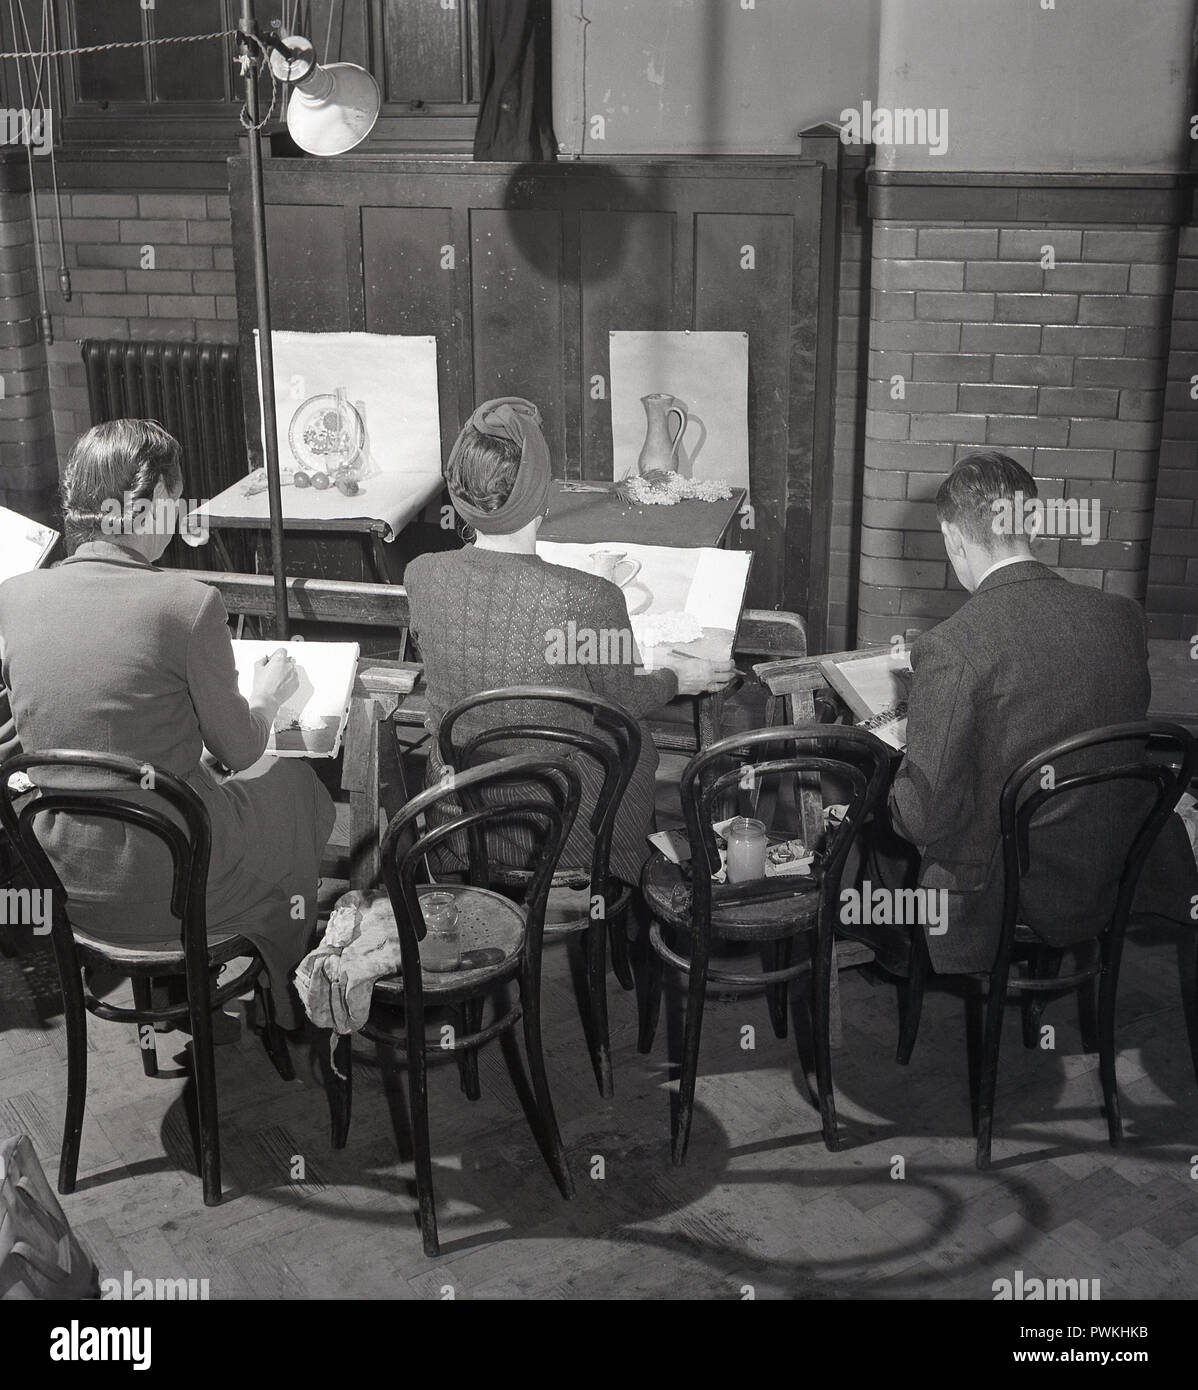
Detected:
left=1, top=754, right=1195, bottom=1299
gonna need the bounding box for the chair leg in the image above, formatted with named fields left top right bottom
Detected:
left=609, top=901, right=635, bottom=992
left=975, top=971, right=1009, bottom=1171
left=131, top=977, right=158, bottom=1078
left=330, top=1032, right=353, bottom=1149
left=1097, top=941, right=1124, bottom=1147
left=896, top=929, right=930, bottom=1065
left=812, top=921, right=839, bottom=1152
left=254, top=979, right=294, bottom=1082
left=1020, top=945, right=1063, bottom=1049
left=57, top=966, right=89, bottom=1196
left=187, top=1005, right=222, bottom=1206
left=584, top=922, right=614, bottom=1098
left=765, top=936, right=792, bottom=1041
left=521, top=973, right=575, bottom=1201
left=455, top=1000, right=483, bottom=1101
left=673, top=932, right=710, bottom=1166
left=638, top=919, right=666, bottom=1055
left=406, top=1026, right=441, bottom=1258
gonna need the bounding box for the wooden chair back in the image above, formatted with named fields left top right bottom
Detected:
left=436, top=685, right=641, bottom=894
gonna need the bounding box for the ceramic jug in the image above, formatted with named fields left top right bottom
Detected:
left=636, top=393, right=688, bottom=479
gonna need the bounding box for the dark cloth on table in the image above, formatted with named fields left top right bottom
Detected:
left=846, top=560, right=1198, bottom=976
left=0, top=541, right=335, bottom=1027
left=404, top=545, right=678, bottom=887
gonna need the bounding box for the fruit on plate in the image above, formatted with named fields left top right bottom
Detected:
left=336, top=478, right=360, bottom=497
left=311, top=472, right=330, bottom=490
left=293, top=470, right=310, bottom=488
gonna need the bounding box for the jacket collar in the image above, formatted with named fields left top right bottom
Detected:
left=59, top=539, right=159, bottom=571
left=972, top=558, right=1056, bottom=597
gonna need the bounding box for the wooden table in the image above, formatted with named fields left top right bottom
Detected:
left=1148, top=638, right=1198, bottom=733
left=192, top=474, right=445, bottom=585
left=342, top=659, right=424, bottom=889
left=539, top=481, right=747, bottom=549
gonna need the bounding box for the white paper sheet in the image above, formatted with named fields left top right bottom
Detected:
left=231, top=639, right=360, bottom=758
left=0, top=506, right=57, bottom=583
left=536, top=539, right=751, bottom=665
left=188, top=331, right=444, bottom=543
left=609, top=330, right=749, bottom=487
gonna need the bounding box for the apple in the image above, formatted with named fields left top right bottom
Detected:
left=293, top=471, right=310, bottom=488
left=311, top=472, right=330, bottom=490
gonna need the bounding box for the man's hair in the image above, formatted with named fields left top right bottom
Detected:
left=445, top=425, right=522, bottom=515
left=935, top=451, right=1038, bottom=550
left=61, top=418, right=183, bottom=549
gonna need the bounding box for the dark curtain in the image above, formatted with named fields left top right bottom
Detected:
left=473, top=0, right=557, bottom=162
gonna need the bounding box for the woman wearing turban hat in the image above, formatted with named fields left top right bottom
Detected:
left=404, top=397, right=736, bottom=888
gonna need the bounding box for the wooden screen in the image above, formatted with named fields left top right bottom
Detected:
left=229, top=156, right=836, bottom=638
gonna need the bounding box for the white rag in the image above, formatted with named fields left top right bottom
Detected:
left=294, top=890, right=402, bottom=1041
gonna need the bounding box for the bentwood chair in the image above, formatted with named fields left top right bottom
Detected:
left=895, top=721, right=1197, bottom=1169
left=329, top=753, right=581, bottom=1257
left=0, top=751, right=296, bottom=1206
left=640, top=725, right=892, bottom=1161
left=437, top=686, right=641, bottom=1097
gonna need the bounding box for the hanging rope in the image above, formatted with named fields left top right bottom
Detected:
left=0, top=28, right=239, bottom=59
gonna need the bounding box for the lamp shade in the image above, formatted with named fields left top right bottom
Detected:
left=285, top=61, right=381, bottom=157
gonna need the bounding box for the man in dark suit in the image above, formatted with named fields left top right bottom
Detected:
left=855, top=452, right=1197, bottom=976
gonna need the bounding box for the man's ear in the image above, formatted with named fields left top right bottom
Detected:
left=940, top=520, right=966, bottom=558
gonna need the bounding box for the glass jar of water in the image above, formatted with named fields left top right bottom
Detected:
left=420, top=891, right=461, bottom=972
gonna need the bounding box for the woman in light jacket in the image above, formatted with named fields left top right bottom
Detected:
left=0, top=419, right=334, bottom=1028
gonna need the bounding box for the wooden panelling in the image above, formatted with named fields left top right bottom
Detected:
left=230, top=157, right=835, bottom=630
left=262, top=205, right=353, bottom=333
left=470, top=209, right=568, bottom=469
left=362, top=205, right=459, bottom=452
left=695, top=212, right=799, bottom=621
left=580, top=211, right=676, bottom=479
left=380, top=0, right=473, bottom=104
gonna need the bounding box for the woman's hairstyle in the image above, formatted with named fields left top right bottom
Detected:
left=61, top=418, right=183, bottom=548
left=935, top=451, right=1038, bottom=550
left=444, top=424, right=522, bottom=515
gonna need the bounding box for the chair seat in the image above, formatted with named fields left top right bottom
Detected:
left=643, top=851, right=820, bottom=941
left=543, top=880, right=631, bottom=936
left=72, top=926, right=248, bottom=971
left=371, top=884, right=526, bottom=999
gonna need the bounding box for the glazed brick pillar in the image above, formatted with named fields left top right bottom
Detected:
left=0, top=149, right=56, bottom=524
left=856, top=176, right=1184, bottom=644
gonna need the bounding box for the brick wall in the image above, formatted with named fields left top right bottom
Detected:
left=0, top=155, right=56, bottom=524
left=35, top=188, right=235, bottom=466
left=1147, top=222, right=1198, bottom=639
left=858, top=220, right=1175, bottom=643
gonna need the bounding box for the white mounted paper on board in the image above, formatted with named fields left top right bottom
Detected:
left=609, top=330, right=749, bottom=488
left=256, top=330, right=442, bottom=479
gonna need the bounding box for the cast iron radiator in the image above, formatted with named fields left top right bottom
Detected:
left=80, top=338, right=248, bottom=570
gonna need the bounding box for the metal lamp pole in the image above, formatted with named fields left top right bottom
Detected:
left=238, top=0, right=289, bottom=638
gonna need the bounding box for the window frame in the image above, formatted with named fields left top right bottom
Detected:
left=37, top=0, right=481, bottom=154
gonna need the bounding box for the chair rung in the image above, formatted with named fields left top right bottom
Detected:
left=362, top=1004, right=522, bottom=1058
left=1005, top=968, right=1099, bottom=994
left=649, top=922, right=813, bottom=988
left=84, top=960, right=262, bottom=1024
